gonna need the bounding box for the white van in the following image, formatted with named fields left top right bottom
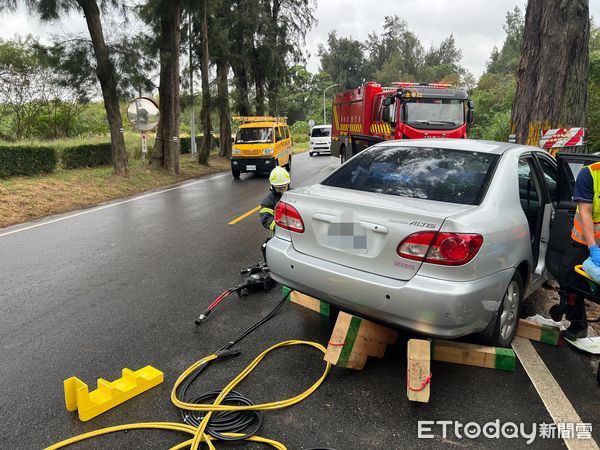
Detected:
left=309, top=125, right=332, bottom=156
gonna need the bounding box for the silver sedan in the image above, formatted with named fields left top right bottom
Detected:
left=267, top=139, right=599, bottom=346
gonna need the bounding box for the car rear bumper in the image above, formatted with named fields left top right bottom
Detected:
left=231, top=157, right=276, bottom=173
left=266, top=236, right=513, bottom=338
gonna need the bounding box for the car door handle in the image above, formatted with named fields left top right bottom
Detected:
left=313, top=213, right=336, bottom=223
left=360, top=221, right=388, bottom=234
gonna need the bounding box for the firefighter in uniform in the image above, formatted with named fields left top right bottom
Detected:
left=259, top=166, right=291, bottom=260
left=553, top=162, right=600, bottom=340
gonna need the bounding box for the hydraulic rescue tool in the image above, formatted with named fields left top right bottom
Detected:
left=195, top=262, right=274, bottom=326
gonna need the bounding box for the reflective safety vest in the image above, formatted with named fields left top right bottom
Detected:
left=571, top=161, right=600, bottom=245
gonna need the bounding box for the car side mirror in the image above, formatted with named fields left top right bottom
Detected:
left=467, top=109, right=475, bottom=125
left=467, top=100, right=474, bottom=110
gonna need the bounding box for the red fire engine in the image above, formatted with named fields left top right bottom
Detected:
left=330, top=81, right=474, bottom=162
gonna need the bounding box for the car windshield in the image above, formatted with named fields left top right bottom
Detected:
left=311, top=127, right=331, bottom=137
left=235, top=127, right=273, bottom=143
left=404, top=99, right=464, bottom=127
left=322, top=146, right=499, bottom=205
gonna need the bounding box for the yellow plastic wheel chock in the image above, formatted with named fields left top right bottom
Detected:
left=64, top=366, right=163, bottom=421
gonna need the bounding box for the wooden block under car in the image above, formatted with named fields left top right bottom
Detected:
left=282, top=286, right=330, bottom=317
left=516, top=319, right=561, bottom=346
left=431, top=339, right=516, bottom=372
left=324, top=311, right=398, bottom=370
left=407, top=339, right=431, bottom=403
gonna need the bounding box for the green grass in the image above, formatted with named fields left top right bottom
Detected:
left=293, top=141, right=309, bottom=153
left=0, top=152, right=230, bottom=228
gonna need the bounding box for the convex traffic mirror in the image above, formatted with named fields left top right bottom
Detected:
left=127, top=97, right=159, bottom=131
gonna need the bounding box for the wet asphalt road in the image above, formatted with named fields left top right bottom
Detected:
left=1, top=152, right=598, bottom=449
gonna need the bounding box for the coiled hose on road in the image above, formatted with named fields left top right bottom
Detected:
left=45, top=291, right=332, bottom=450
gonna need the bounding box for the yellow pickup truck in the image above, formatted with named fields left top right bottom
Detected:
left=231, top=116, right=292, bottom=179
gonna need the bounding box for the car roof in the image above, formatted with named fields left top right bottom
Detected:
left=374, top=138, right=534, bottom=155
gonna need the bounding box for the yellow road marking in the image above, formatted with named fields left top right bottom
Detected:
left=228, top=205, right=260, bottom=225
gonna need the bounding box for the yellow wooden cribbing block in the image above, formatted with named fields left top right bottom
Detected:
left=324, top=311, right=398, bottom=370
left=64, top=365, right=163, bottom=421
left=282, top=286, right=330, bottom=316
left=432, top=340, right=515, bottom=372
left=407, top=339, right=431, bottom=403
left=516, top=319, right=561, bottom=346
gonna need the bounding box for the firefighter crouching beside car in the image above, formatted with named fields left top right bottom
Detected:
left=553, top=162, right=600, bottom=340
left=259, top=167, right=291, bottom=260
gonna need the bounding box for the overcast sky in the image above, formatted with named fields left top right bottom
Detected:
left=1, top=1, right=599, bottom=80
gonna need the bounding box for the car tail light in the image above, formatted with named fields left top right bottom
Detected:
left=397, top=231, right=483, bottom=266
left=275, top=201, right=305, bottom=233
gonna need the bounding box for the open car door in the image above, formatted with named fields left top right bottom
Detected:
left=546, top=153, right=600, bottom=278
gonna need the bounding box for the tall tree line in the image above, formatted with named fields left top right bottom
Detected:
left=0, top=0, right=316, bottom=174
left=317, top=16, right=475, bottom=91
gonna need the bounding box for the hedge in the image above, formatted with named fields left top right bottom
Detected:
left=0, top=145, right=57, bottom=178
left=62, top=143, right=112, bottom=169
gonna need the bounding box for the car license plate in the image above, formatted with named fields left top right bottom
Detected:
left=247, top=165, right=256, bottom=171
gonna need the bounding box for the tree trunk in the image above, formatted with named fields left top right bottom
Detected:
left=511, top=0, right=589, bottom=145
left=198, top=0, right=212, bottom=166
left=267, top=80, right=278, bottom=116
left=150, top=0, right=181, bottom=174
left=231, top=63, right=251, bottom=115
left=267, top=0, right=281, bottom=117
left=217, top=58, right=232, bottom=158
left=77, top=0, right=128, bottom=176
left=255, top=74, right=265, bottom=116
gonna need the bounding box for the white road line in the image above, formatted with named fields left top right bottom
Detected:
left=0, top=173, right=229, bottom=239
left=511, top=336, right=599, bottom=450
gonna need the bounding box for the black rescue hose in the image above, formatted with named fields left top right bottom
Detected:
left=178, top=289, right=291, bottom=441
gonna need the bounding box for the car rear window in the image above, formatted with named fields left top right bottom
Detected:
left=322, top=146, right=499, bottom=205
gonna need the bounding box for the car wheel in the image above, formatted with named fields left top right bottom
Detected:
left=285, top=155, right=292, bottom=171
left=309, top=152, right=314, bottom=157
left=232, top=168, right=240, bottom=179
left=488, top=272, right=522, bottom=347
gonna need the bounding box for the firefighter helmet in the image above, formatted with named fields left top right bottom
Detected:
left=269, top=166, right=290, bottom=186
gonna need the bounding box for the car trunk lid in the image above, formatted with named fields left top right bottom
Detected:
left=286, top=185, right=475, bottom=280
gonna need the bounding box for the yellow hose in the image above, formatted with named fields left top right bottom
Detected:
left=46, top=340, right=330, bottom=450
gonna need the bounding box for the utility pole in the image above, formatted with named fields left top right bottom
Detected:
left=189, top=10, right=197, bottom=156
left=323, top=83, right=340, bottom=125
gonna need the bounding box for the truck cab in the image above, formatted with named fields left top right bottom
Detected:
left=331, top=81, right=475, bottom=163
left=382, top=83, right=473, bottom=139
left=230, top=116, right=292, bottom=179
